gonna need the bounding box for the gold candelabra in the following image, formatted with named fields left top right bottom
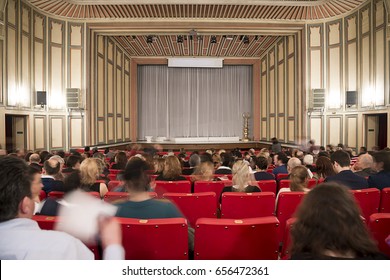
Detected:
left=242, top=112, right=251, bottom=142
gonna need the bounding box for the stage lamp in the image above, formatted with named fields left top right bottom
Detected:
left=243, top=35, right=249, bottom=44
left=210, top=36, right=217, bottom=44
left=177, top=35, right=184, bottom=43
left=146, top=35, right=153, bottom=44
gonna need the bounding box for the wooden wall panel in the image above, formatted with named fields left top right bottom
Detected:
left=69, top=23, right=83, bottom=90
left=287, top=57, right=295, bottom=117
left=50, top=116, right=65, bottom=149
left=97, top=55, right=105, bottom=117
left=375, top=28, right=385, bottom=105
left=310, top=118, right=323, bottom=145
left=0, top=41, right=3, bottom=104
left=346, top=115, right=358, bottom=149
left=49, top=19, right=64, bottom=109
left=310, top=49, right=322, bottom=89
left=288, top=120, right=295, bottom=142
left=34, top=116, right=46, bottom=150
left=327, top=116, right=343, bottom=145
left=69, top=117, right=83, bottom=148
left=361, top=36, right=370, bottom=106
left=6, top=26, right=17, bottom=105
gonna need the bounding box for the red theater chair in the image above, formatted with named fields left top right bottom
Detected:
left=380, top=188, right=390, bottom=213
left=256, top=180, right=277, bottom=194
left=104, top=192, right=157, bottom=203
left=108, top=169, right=123, bottom=174
left=368, top=213, right=390, bottom=257
left=107, top=180, right=123, bottom=191
left=194, top=180, right=231, bottom=206
left=221, top=192, right=275, bottom=219
left=163, top=192, right=217, bottom=226
left=32, top=215, right=101, bottom=259
left=118, top=217, right=189, bottom=260
left=280, top=217, right=296, bottom=259
left=276, top=192, right=305, bottom=243
left=194, top=217, right=280, bottom=260
left=39, top=190, right=47, bottom=201
left=47, top=191, right=65, bottom=200
left=276, top=173, right=289, bottom=181
left=154, top=180, right=191, bottom=198
left=351, top=188, right=381, bottom=222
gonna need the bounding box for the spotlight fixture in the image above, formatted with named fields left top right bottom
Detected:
left=243, top=35, right=249, bottom=44
left=177, top=35, right=184, bottom=43
left=210, top=35, right=217, bottom=44
left=146, top=35, right=153, bottom=44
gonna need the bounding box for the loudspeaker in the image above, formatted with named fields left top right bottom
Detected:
left=309, top=89, right=325, bottom=109
left=36, top=91, right=46, bottom=106
left=66, top=88, right=82, bottom=109
left=346, top=91, right=357, bottom=106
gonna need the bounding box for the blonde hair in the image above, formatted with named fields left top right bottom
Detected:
left=162, top=156, right=182, bottom=179
left=191, top=161, right=215, bottom=182
left=290, top=166, right=309, bottom=191
left=154, top=157, right=165, bottom=173
left=232, top=160, right=251, bottom=192
left=80, top=158, right=101, bottom=185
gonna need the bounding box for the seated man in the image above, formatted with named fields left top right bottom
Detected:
left=28, top=153, right=42, bottom=172
left=62, top=155, right=82, bottom=174
left=272, top=152, right=288, bottom=177
left=368, top=150, right=390, bottom=190
left=0, top=156, right=124, bottom=260
left=41, top=159, right=65, bottom=194
left=353, top=153, right=377, bottom=178
left=325, top=150, right=368, bottom=190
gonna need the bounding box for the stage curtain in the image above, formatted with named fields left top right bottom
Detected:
left=138, top=65, right=252, bottom=139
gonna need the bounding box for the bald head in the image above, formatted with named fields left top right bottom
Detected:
left=287, top=157, right=302, bottom=173
left=43, top=159, right=60, bottom=175
left=29, top=153, right=40, bottom=164
left=358, top=153, right=374, bottom=170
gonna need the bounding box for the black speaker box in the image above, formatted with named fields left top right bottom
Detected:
left=346, top=91, right=357, bottom=106
left=36, top=91, right=47, bottom=106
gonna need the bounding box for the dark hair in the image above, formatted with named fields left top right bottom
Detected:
left=39, top=151, right=50, bottom=164
left=64, top=171, right=82, bottom=193
left=24, top=152, right=33, bottom=162
left=255, top=156, right=269, bottom=170
left=220, top=152, right=233, bottom=167
left=276, top=152, right=289, bottom=165
left=66, top=155, right=82, bottom=168
left=315, top=156, right=336, bottom=178
left=43, top=160, right=61, bottom=175
left=114, top=151, right=128, bottom=169
left=372, top=150, right=390, bottom=172
left=56, top=151, right=65, bottom=158
left=0, top=157, right=32, bottom=222
left=318, top=151, right=330, bottom=158
left=122, top=158, right=150, bottom=192
left=84, top=146, right=90, bottom=152
left=291, top=183, right=380, bottom=258
left=330, top=150, right=350, bottom=167
left=271, top=137, right=278, bottom=144
left=200, top=153, right=213, bottom=163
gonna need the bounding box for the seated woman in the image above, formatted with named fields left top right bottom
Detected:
left=290, top=183, right=387, bottom=259
left=368, top=150, right=390, bottom=190
left=111, top=151, right=127, bottom=170
left=220, top=160, right=260, bottom=203
left=276, top=165, right=310, bottom=207
left=313, top=156, right=336, bottom=180
left=253, top=156, right=275, bottom=181
left=79, top=158, right=108, bottom=198
left=115, top=158, right=183, bottom=219
left=153, top=157, right=165, bottom=175
left=155, top=156, right=186, bottom=181
left=190, top=161, right=215, bottom=182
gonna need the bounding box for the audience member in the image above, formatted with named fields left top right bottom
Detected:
left=272, top=152, right=288, bottom=177
left=50, top=155, right=65, bottom=181
left=276, top=166, right=310, bottom=206
left=62, top=155, right=82, bottom=173
left=0, top=156, right=124, bottom=260
left=270, top=137, right=282, bottom=154
left=111, top=151, right=127, bottom=170
left=303, top=154, right=316, bottom=173
left=367, top=150, right=390, bottom=190
left=313, top=156, right=336, bottom=180
left=182, top=153, right=200, bottom=175
left=325, top=150, right=368, bottom=190
left=41, top=159, right=65, bottom=194
left=155, top=156, right=186, bottom=181
left=353, top=153, right=377, bottom=177
left=191, top=161, right=215, bottom=182
left=290, top=183, right=386, bottom=259
left=253, top=156, right=274, bottom=181
left=28, top=153, right=42, bottom=172
left=79, top=158, right=108, bottom=197
left=214, top=152, right=233, bottom=174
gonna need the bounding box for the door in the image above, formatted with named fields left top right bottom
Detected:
left=365, top=113, right=388, bottom=150
left=5, top=115, right=27, bottom=152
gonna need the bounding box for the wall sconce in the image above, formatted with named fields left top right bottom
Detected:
left=362, top=86, right=375, bottom=107
left=328, top=90, right=341, bottom=109
left=8, top=85, right=29, bottom=107
left=49, top=91, right=65, bottom=109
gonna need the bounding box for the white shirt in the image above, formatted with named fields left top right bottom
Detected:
left=0, top=218, right=124, bottom=260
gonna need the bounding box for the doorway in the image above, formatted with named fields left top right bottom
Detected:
left=365, top=113, right=388, bottom=150
left=5, top=115, right=27, bottom=153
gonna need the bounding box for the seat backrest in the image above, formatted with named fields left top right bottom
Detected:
left=256, top=180, right=277, bottom=194
left=276, top=192, right=305, bottom=243
left=194, top=217, right=280, bottom=260
left=107, top=174, right=117, bottom=181
left=351, top=188, right=381, bottom=222
left=108, top=169, right=123, bottom=174
left=280, top=217, right=296, bottom=259
left=32, top=215, right=101, bottom=259
left=118, top=217, right=189, bottom=260
left=221, top=192, right=275, bottom=219
left=163, top=192, right=217, bottom=227
left=47, top=191, right=65, bottom=199
left=107, top=180, right=123, bottom=191
left=182, top=175, right=192, bottom=181
left=194, top=180, right=231, bottom=206
left=380, top=188, right=390, bottom=213
left=368, top=213, right=390, bottom=257
left=39, top=190, right=47, bottom=201
left=276, top=173, right=289, bottom=181
left=279, top=180, right=291, bottom=189
left=154, top=181, right=191, bottom=197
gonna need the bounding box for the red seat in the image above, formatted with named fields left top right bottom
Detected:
left=182, top=175, right=192, bottom=181
left=32, top=215, right=101, bottom=259
left=118, top=217, right=189, bottom=260
left=276, top=173, right=289, bottom=181
left=368, top=213, right=390, bottom=257
left=279, top=180, right=291, bottom=189
left=104, top=191, right=157, bottom=203
left=194, top=217, right=280, bottom=260
left=213, top=174, right=233, bottom=180
left=163, top=192, right=217, bottom=226
left=276, top=192, right=305, bottom=243
left=221, top=192, right=275, bottom=219
left=280, top=217, right=296, bottom=259
left=107, top=174, right=117, bottom=181
left=193, top=180, right=232, bottom=206
left=154, top=180, right=191, bottom=198
left=47, top=191, right=65, bottom=199
left=107, top=180, right=123, bottom=191
left=351, top=188, right=381, bottom=222
left=39, top=190, right=47, bottom=201
left=109, top=169, right=123, bottom=174
left=380, top=188, right=390, bottom=213
left=256, top=180, right=277, bottom=194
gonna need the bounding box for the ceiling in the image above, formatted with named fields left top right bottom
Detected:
left=27, top=0, right=366, bottom=20
left=25, top=0, right=369, bottom=58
